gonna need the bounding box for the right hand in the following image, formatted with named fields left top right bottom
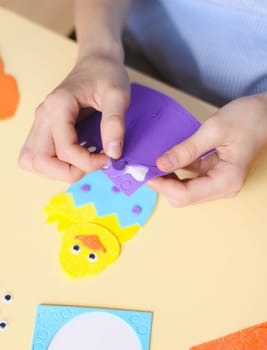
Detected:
left=18, top=47, right=130, bottom=182
left=148, top=93, right=267, bottom=206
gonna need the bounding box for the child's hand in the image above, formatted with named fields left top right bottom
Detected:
left=148, top=94, right=267, bottom=206
left=18, top=49, right=130, bottom=182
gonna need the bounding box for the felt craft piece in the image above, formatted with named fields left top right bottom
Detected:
left=32, top=305, right=153, bottom=350
left=44, top=170, right=157, bottom=278
left=0, top=60, right=19, bottom=120
left=76, top=83, right=202, bottom=195
left=44, top=193, right=140, bottom=243
left=59, top=223, right=121, bottom=277
left=190, top=322, right=267, bottom=350
left=67, top=170, right=157, bottom=228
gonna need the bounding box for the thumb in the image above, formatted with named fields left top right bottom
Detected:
left=157, top=118, right=221, bottom=172
left=100, top=86, right=130, bottom=159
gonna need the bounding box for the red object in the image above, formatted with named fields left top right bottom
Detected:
left=191, top=322, right=267, bottom=350
left=0, top=60, right=19, bottom=120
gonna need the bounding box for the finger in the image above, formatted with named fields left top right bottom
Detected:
left=32, top=154, right=85, bottom=182
left=33, top=122, right=82, bottom=181
left=148, top=162, right=245, bottom=207
left=18, top=123, right=37, bottom=172
left=157, top=118, right=222, bottom=172
left=184, top=151, right=219, bottom=175
left=43, top=91, right=107, bottom=172
left=100, top=86, right=130, bottom=159
left=52, top=117, right=107, bottom=172
left=24, top=119, right=84, bottom=182
left=20, top=133, right=86, bottom=182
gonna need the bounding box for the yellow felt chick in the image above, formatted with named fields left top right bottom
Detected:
left=43, top=171, right=157, bottom=278
left=44, top=193, right=140, bottom=278
left=59, top=223, right=120, bottom=278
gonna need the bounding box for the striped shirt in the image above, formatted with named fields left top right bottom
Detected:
left=126, top=0, right=267, bottom=105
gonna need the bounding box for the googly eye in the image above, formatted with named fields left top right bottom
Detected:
left=0, top=320, right=8, bottom=331
left=71, top=244, right=81, bottom=254
left=1, top=293, right=13, bottom=304
left=88, top=252, right=98, bottom=262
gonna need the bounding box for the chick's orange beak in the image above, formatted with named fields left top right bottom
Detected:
left=75, top=235, right=106, bottom=253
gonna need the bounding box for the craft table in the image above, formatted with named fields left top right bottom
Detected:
left=1, top=7, right=267, bottom=350
left=0, top=0, right=74, bottom=35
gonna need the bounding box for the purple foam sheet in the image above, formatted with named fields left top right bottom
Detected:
left=76, top=108, right=103, bottom=154
left=75, top=83, right=201, bottom=196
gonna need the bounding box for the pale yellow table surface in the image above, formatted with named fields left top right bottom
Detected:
left=1, top=8, right=267, bottom=350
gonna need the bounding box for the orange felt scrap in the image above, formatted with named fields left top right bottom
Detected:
left=190, top=322, right=267, bottom=350
left=0, top=60, right=19, bottom=120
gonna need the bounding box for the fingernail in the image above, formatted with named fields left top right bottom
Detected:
left=107, top=141, right=122, bottom=159
left=158, top=153, right=176, bottom=171
left=102, top=160, right=111, bottom=169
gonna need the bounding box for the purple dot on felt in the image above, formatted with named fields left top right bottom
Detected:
left=112, top=159, right=127, bottom=170
left=81, top=184, right=91, bottom=192
left=112, top=186, right=120, bottom=193
left=132, top=205, right=142, bottom=214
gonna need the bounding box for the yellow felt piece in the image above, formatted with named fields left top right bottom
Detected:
left=59, top=223, right=121, bottom=278
left=92, top=214, right=139, bottom=244
left=43, top=193, right=97, bottom=226
left=44, top=192, right=140, bottom=243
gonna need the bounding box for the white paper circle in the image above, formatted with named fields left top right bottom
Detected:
left=48, top=312, right=142, bottom=350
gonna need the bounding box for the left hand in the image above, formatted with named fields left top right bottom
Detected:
left=148, top=94, right=267, bottom=207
